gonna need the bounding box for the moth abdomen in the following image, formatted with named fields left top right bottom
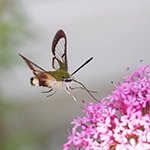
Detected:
left=30, top=76, right=39, bottom=86
left=30, top=77, right=34, bottom=85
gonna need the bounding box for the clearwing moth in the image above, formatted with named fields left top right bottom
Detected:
left=19, top=30, right=98, bottom=107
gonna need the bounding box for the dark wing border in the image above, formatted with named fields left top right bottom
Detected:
left=19, top=54, right=46, bottom=77
left=52, top=30, right=68, bottom=71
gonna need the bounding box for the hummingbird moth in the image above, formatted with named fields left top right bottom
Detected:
left=19, top=30, right=98, bottom=106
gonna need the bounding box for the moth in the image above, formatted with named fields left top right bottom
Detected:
left=19, top=30, right=98, bottom=106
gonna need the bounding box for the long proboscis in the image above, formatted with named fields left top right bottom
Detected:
left=73, top=79, right=99, bottom=103
left=71, top=57, right=93, bottom=76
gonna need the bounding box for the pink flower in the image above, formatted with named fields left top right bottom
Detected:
left=63, top=64, right=150, bottom=150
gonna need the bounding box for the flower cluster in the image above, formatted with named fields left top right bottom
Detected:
left=63, top=64, right=150, bottom=150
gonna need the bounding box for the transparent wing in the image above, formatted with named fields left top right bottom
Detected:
left=52, top=30, right=68, bottom=71
left=19, top=54, right=46, bottom=77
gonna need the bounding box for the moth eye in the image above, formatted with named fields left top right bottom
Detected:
left=64, top=78, right=72, bottom=82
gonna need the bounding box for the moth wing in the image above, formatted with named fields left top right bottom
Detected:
left=19, top=54, right=56, bottom=87
left=19, top=54, right=46, bottom=77
left=52, top=30, right=68, bottom=71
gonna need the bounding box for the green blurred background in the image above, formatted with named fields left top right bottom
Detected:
left=1, top=0, right=150, bottom=149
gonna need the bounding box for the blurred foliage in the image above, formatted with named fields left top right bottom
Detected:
left=0, top=0, right=42, bottom=149
left=0, top=101, right=44, bottom=150
left=0, top=0, right=30, bottom=70
left=4, top=130, right=41, bottom=150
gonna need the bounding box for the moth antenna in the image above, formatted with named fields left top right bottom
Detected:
left=73, top=79, right=99, bottom=102
left=71, top=57, right=93, bottom=76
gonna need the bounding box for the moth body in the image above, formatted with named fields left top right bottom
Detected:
left=30, top=69, right=73, bottom=90
left=19, top=29, right=97, bottom=106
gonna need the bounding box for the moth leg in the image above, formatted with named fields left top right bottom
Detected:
left=47, top=83, right=62, bottom=97
left=47, top=90, right=58, bottom=97
left=71, top=87, right=97, bottom=93
left=42, top=89, right=53, bottom=93
left=66, top=89, right=82, bottom=109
